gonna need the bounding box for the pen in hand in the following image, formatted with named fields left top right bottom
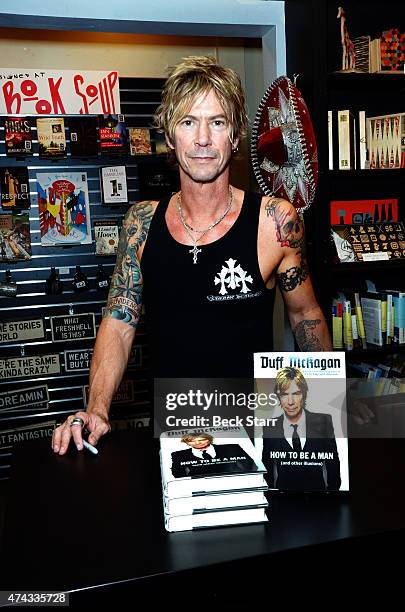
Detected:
left=82, top=439, right=99, bottom=455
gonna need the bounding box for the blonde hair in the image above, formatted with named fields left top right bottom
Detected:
left=274, top=367, right=308, bottom=406
left=154, top=55, right=249, bottom=147
left=181, top=433, right=213, bottom=444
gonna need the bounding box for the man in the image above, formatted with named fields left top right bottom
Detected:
left=52, top=56, right=331, bottom=455
left=170, top=433, right=257, bottom=478
left=262, top=367, right=341, bottom=491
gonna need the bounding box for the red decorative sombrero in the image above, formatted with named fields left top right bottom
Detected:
left=251, top=76, right=318, bottom=211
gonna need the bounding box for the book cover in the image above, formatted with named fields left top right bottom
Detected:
left=331, top=225, right=356, bottom=263
left=4, top=116, right=32, bottom=156
left=99, top=114, right=128, bottom=155
left=330, top=199, right=399, bottom=225
left=138, top=161, right=179, bottom=201
left=36, top=117, right=66, bottom=159
left=129, top=127, right=152, bottom=155
left=360, top=294, right=384, bottom=346
left=36, top=172, right=92, bottom=246
left=164, top=507, right=268, bottom=532
left=0, top=167, right=31, bottom=209
left=254, top=351, right=349, bottom=492
left=100, top=166, right=128, bottom=205
left=154, top=131, right=168, bottom=155
left=94, top=218, right=119, bottom=255
left=0, top=213, right=31, bottom=261
left=160, top=425, right=267, bottom=498
left=68, top=116, right=99, bottom=157
left=380, top=28, right=405, bottom=72
left=331, top=222, right=405, bottom=262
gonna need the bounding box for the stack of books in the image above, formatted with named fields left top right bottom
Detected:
left=159, top=426, right=269, bottom=532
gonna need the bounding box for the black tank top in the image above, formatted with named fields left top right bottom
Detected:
left=141, top=191, right=276, bottom=378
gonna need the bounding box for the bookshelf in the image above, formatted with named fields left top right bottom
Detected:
left=285, top=0, right=404, bottom=378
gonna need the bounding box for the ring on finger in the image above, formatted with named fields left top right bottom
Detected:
left=70, top=417, right=85, bottom=428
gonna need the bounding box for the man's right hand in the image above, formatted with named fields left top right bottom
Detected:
left=52, top=411, right=111, bottom=455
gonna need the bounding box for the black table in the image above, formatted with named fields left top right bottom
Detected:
left=2, top=428, right=405, bottom=605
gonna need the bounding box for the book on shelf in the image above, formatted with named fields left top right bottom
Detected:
left=384, top=290, right=405, bottom=345
left=338, top=109, right=356, bottom=170
left=342, top=28, right=404, bottom=74
left=360, top=292, right=385, bottom=347
left=94, top=219, right=120, bottom=256
left=331, top=221, right=405, bottom=263
left=354, top=292, right=368, bottom=349
left=370, top=37, right=382, bottom=73
left=367, top=113, right=405, bottom=169
left=333, top=294, right=367, bottom=350
left=0, top=213, right=31, bottom=261
left=128, top=128, right=152, bottom=155
left=160, top=425, right=267, bottom=498
left=36, top=172, right=92, bottom=246
left=36, top=117, right=66, bottom=159
left=154, top=131, right=168, bottom=155
left=330, top=199, right=398, bottom=225
left=100, top=166, right=128, bottom=205
left=0, top=167, right=31, bottom=209
left=99, top=114, right=128, bottom=155
left=358, top=111, right=368, bottom=169
left=328, top=111, right=334, bottom=170
left=68, top=116, right=99, bottom=157
left=328, top=110, right=367, bottom=170
left=347, top=358, right=405, bottom=394
left=380, top=28, right=405, bottom=73
left=4, top=116, right=32, bottom=157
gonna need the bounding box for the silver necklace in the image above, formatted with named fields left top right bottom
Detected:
left=177, top=187, right=233, bottom=264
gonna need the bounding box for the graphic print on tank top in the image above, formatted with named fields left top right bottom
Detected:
left=208, top=256, right=268, bottom=301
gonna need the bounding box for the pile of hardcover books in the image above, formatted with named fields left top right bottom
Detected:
left=159, top=425, right=269, bottom=532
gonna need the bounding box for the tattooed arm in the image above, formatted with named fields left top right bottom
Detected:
left=88, top=201, right=155, bottom=414
left=52, top=201, right=155, bottom=455
left=265, top=198, right=332, bottom=351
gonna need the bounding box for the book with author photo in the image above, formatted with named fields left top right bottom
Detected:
left=254, top=351, right=349, bottom=493
left=160, top=425, right=267, bottom=498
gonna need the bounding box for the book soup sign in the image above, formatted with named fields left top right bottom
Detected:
left=0, top=69, right=121, bottom=114
left=50, top=314, right=96, bottom=342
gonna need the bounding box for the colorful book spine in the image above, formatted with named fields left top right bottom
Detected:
left=354, top=293, right=367, bottom=349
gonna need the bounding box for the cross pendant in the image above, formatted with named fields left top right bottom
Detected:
left=189, top=244, right=201, bottom=264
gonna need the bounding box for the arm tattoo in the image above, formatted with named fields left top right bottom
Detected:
left=265, top=198, right=305, bottom=249
left=277, top=261, right=309, bottom=291
left=293, top=319, right=322, bottom=351
left=104, top=201, right=154, bottom=328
